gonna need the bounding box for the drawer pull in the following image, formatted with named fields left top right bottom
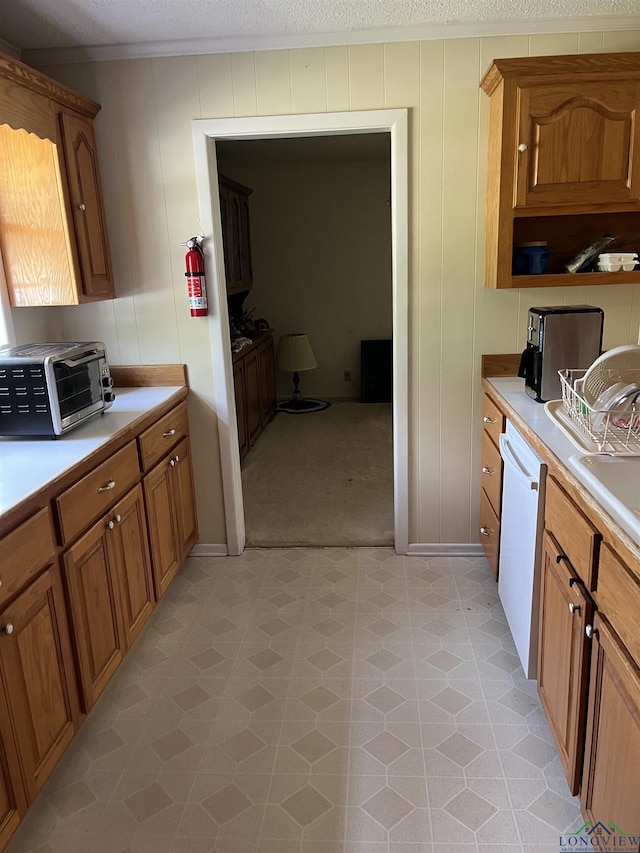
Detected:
left=2, top=623, right=14, bottom=635
left=479, top=526, right=492, bottom=537
left=163, top=428, right=176, bottom=438
left=483, top=416, right=497, bottom=424
left=115, top=514, right=122, bottom=524
left=556, top=553, right=570, bottom=566
left=169, top=454, right=180, bottom=467
left=107, top=520, right=115, bottom=530
left=568, top=602, right=581, bottom=615
left=482, top=466, right=494, bottom=476
left=98, top=480, right=116, bottom=493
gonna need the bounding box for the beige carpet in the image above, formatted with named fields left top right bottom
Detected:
left=241, top=401, right=393, bottom=546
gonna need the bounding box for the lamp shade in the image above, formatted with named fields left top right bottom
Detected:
left=276, top=333, right=317, bottom=372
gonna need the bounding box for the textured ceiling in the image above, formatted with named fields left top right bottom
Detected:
left=2, top=0, right=640, bottom=61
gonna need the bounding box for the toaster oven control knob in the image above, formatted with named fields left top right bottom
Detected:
left=103, top=391, right=115, bottom=403
left=102, top=376, right=114, bottom=388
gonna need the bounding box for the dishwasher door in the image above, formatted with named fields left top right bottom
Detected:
left=498, top=420, right=547, bottom=679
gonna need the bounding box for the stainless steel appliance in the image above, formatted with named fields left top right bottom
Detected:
left=0, top=342, right=114, bottom=436
left=518, top=305, right=604, bottom=403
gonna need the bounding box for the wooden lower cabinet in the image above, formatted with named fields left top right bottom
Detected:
left=233, top=360, right=248, bottom=457
left=144, top=436, right=198, bottom=599
left=0, top=566, right=78, bottom=802
left=0, top=676, right=26, bottom=850
left=580, top=614, right=640, bottom=843
left=537, top=530, right=593, bottom=795
left=478, top=488, right=500, bottom=581
left=63, top=484, right=154, bottom=711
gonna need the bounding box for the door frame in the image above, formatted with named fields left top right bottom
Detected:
left=192, top=109, right=408, bottom=555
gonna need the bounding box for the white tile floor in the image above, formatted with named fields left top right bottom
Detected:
left=6, top=549, right=583, bottom=853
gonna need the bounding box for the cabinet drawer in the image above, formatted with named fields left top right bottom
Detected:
left=598, top=543, right=640, bottom=664
left=0, top=509, right=55, bottom=608
left=481, top=431, right=503, bottom=517
left=138, top=402, right=188, bottom=472
left=545, top=476, right=601, bottom=590
left=56, top=441, right=139, bottom=545
left=479, top=488, right=500, bottom=581
left=482, top=394, right=504, bottom=448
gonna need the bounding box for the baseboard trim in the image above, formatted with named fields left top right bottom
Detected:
left=190, top=543, right=229, bottom=556
left=406, top=543, right=485, bottom=556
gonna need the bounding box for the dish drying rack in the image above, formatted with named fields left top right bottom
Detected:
left=559, top=368, right=640, bottom=454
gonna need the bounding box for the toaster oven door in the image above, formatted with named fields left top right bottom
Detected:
left=51, top=353, right=105, bottom=432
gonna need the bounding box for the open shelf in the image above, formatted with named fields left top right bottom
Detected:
left=510, top=270, right=640, bottom=288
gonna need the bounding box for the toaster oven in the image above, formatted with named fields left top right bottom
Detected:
left=0, top=342, right=114, bottom=436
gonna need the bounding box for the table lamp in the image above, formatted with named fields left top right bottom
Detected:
left=276, top=333, right=330, bottom=413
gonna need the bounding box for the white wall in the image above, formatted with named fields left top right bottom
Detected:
left=216, top=151, right=392, bottom=399
left=25, top=29, right=640, bottom=548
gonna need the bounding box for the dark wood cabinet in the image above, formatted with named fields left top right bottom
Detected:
left=233, top=331, right=277, bottom=459
left=537, top=530, right=593, bottom=795
left=219, top=174, right=253, bottom=295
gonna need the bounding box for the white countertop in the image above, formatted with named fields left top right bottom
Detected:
left=0, top=386, right=182, bottom=518
left=486, top=376, right=640, bottom=549
left=486, top=377, right=580, bottom=465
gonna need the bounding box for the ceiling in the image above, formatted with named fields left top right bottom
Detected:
left=2, top=0, right=640, bottom=64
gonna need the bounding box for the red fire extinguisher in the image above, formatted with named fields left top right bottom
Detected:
left=184, top=237, right=208, bottom=317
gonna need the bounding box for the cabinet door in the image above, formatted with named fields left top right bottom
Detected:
left=59, top=112, right=114, bottom=300
left=516, top=80, right=640, bottom=209
left=111, top=485, right=155, bottom=649
left=0, top=566, right=78, bottom=802
left=63, top=520, right=125, bottom=711
left=581, top=614, right=640, bottom=844
left=537, top=530, right=592, bottom=795
left=233, top=359, right=248, bottom=458
left=0, top=675, right=26, bottom=849
left=244, top=348, right=261, bottom=446
left=173, top=436, right=198, bottom=562
left=144, top=437, right=197, bottom=601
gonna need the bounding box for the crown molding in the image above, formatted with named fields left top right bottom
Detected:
left=20, top=13, right=640, bottom=66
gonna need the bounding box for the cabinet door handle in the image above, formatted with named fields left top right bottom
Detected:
left=482, top=466, right=494, bottom=476
left=568, top=602, right=580, bottom=615
left=2, top=623, right=14, bottom=635
left=479, top=526, right=492, bottom=537
left=98, top=480, right=116, bottom=493
left=585, top=624, right=598, bottom=640
left=483, top=416, right=496, bottom=424
left=107, top=520, right=115, bottom=530
left=517, top=143, right=528, bottom=152
left=556, top=553, right=570, bottom=566
left=169, top=454, right=180, bottom=467
left=163, top=428, right=176, bottom=438
left=115, top=514, right=122, bottom=524
left=78, top=203, right=86, bottom=211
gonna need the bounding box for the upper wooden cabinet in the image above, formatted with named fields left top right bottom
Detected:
left=0, top=51, right=114, bottom=305
left=481, top=52, right=640, bottom=289
left=218, top=174, right=253, bottom=295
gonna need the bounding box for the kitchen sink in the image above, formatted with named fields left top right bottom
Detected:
left=567, top=454, right=640, bottom=545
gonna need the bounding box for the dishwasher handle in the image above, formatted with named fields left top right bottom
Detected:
left=499, top=432, right=539, bottom=491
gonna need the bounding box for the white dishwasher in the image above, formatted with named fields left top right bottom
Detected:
left=498, top=420, right=547, bottom=679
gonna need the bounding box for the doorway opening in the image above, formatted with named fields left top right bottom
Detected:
left=192, top=110, right=408, bottom=555
left=216, top=134, right=393, bottom=548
